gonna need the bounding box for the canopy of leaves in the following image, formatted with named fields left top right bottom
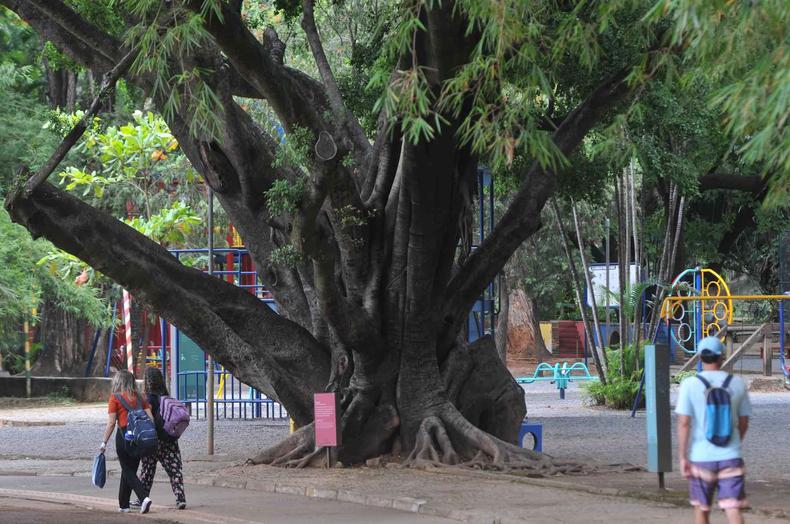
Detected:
left=0, top=208, right=111, bottom=353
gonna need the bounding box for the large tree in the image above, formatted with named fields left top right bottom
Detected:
left=0, top=0, right=694, bottom=469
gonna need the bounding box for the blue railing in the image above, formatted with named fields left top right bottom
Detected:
left=177, top=369, right=287, bottom=420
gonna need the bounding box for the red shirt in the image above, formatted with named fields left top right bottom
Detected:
left=108, top=393, right=150, bottom=428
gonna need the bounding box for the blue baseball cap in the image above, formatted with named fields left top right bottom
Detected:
left=698, top=336, right=724, bottom=356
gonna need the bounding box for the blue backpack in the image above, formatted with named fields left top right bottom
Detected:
left=696, top=374, right=735, bottom=446
left=115, top=394, right=158, bottom=456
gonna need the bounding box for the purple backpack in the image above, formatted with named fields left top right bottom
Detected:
left=160, top=395, right=190, bottom=438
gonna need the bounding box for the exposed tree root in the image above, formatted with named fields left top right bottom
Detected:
left=404, top=409, right=585, bottom=475
left=248, top=424, right=327, bottom=467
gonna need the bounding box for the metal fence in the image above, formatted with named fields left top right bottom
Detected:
left=177, top=368, right=288, bottom=420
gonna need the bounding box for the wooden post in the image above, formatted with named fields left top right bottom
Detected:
left=207, top=188, right=215, bottom=455
left=24, top=318, right=31, bottom=398
left=762, top=329, right=772, bottom=377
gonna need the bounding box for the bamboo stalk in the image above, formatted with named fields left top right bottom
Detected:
left=551, top=199, right=607, bottom=382
left=571, top=199, right=605, bottom=371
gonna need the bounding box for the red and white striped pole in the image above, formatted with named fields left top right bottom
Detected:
left=122, top=289, right=134, bottom=372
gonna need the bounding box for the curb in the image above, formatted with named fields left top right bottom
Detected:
left=182, top=474, right=450, bottom=521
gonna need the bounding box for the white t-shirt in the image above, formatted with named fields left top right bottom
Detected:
left=675, top=370, right=751, bottom=462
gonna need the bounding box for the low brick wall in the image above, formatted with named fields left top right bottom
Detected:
left=0, top=376, right=114, bottom=402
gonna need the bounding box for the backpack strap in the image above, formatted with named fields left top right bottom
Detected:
left=696, top=375, right=711, bottom=389
left=114, top=393, right=133, bottom=412
left=722, top=374, right=734, bottom=389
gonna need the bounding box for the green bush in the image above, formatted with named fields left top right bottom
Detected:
left=672, top=370, right=697, bottom=384
left=583, top=344, right=645, bottom=410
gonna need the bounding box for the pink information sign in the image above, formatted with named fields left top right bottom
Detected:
left=314, top=392, right=341, bottom=447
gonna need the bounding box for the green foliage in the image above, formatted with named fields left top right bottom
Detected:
left=123, top=1, right=223, bottom=138
left=272, top=126, right=314, bottom=169
left=368, top=0, right=656, bottom=171
left=672, top=370, right=696, bottom=385
left=50, top=109, right=201, bottom=225
left=584, top=343, right=644, bottom=409
left=269, top=244, right=303, bottom=268
left=585, top=375, right=641, bottom=410
left=0, top=91, right=58, bottom=196
left=651, top=0, right=790, bottom=203
left=124, top=201, right=201, bottom=245
left=0, top=7, right=44, bottom=94
left=265, top=179, right=305, bottom=216
left=0, top=209, right=111, bottom=361
left=45, top=385, right=75, bottom=402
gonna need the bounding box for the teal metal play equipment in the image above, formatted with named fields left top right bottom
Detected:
left=516, top=362, right=598, bottom=399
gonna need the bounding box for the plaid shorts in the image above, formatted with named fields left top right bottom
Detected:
left=688, top=458, right=748, bottom=511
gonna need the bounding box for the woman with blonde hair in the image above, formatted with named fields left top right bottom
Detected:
left=100, top=370, right=154, bottom=513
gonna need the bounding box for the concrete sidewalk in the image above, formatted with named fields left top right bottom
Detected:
left=0, top=475, right=453, bottom=524
left=3, top=466, right=787, bottom=524
left=190, top=462, right=790, bottom=523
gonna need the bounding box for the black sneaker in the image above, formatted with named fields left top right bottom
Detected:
left=176, top=501, right=186, bottom=510
left=130, top=499, right=142, bottom=508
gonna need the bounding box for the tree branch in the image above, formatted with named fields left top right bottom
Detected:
left=699, top=172, right=767, bottom=194
left=6, top=183, right=330, bottom=424
left=1, top=0, right=121, bottom=71
left=24, top=49, right=137, bottom=195
left=301, top=0, right=368, bottom=148
left=439, top=67, right=636, bottom=351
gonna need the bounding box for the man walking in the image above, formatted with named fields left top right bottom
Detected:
left=676, top=336, right=752, bottom=524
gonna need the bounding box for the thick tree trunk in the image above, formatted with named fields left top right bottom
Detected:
left=505, top=289, right=549, bottom=364
left=31, top=299, right=89, bottom=376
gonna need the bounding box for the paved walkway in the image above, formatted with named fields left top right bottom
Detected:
left=2, top=383, right=790, bottom=523
left=0, top=475, right=453, bottom=524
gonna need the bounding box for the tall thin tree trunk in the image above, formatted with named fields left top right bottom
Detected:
left=669, top=195, right=686, bottom=279
left=629, top=161, right=642, bottom=368
left=65, top=71, right=77, bottom=111
left=571, top=199, right=605, bottom=372
left=551, top=199, right=607, bottom=382
left=647, top=183, right=680, bottom=339
left=613, top=177, right=623, bottom=374
left=495, top=276, right=509, bottom=364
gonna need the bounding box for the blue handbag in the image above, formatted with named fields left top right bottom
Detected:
left=92, top=452, right=106, bottom=488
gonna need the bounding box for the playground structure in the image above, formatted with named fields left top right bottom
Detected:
left=516, top=361, right=598, bottom=399
left=661, top=267, right=733, bottom=353
left=657, top=266, right=789, bottom=380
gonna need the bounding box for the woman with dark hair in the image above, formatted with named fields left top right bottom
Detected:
left=100, top=370, right=153, bottom=513
left=139, top=366, right=186, bottom=509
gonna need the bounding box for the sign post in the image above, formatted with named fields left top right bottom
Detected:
left=645, top=343, right=672, bottom=489
left=314, top=392, right=341, bottom=466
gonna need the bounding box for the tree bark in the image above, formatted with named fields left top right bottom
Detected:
left=31, top=299, right=88, bottom=376
left=505, top=288, right=549, bottom=364
left=495, top=277, right=509, bottom=363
